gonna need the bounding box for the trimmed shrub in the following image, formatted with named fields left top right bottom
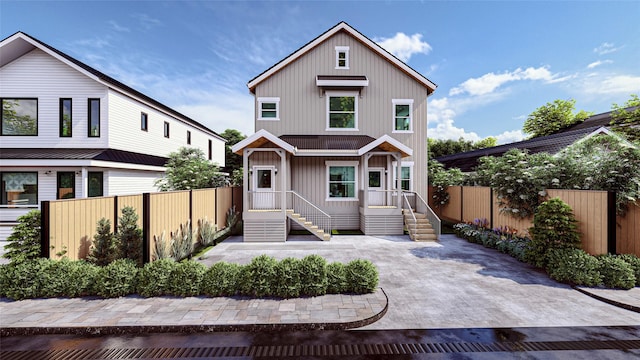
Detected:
left=346, top=259, right=379, bottom=294
left=39, top=259, right=99, bottom=298
left=0, top=264, right=9, bottom=298
left=3, top=210, right=41, bottom=264
left=137, top=259, right=178, bottom=297
left=545, top=248, right=602, bottom=287
left=2, top=258, right=49, bottom=300
left=239, top=255, right=278, bottom=297
left=202, top=261, right=241, bottom=297
left=169, top=260, right=207, bottom=297
left=117, top=207, right=143, bottom=267
left=96, top=259, right=139, bottom=298
left=617, top=254, right=640, bottom=287
left=597, top=254, right=635, bottom=290
left=299, top=255, right=328, bottom=296
left=326, top=262, right=348, bottom=294
left=273, top=257, right=302, bottom=298
left=86, top=218, right=121, bottom=266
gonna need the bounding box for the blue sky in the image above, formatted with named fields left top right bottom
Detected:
left=1, top=1, right=638, bottom=143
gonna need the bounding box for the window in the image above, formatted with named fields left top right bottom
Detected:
left=208, top=139, right=212, bottom=160
left=187, top=131, right=191, bottom=145
left=335, top=46, right=349, bottom=69
left=1, top=172, right=37, bottom=206
left=326, top=161, right=358, bottom=200
left=88, top=172, right=103, bottom=197
left=393, top=162, right=414, bottom=191
left=57, top=172, right=75, bottom=199
left=257, top=97, right=280, bottom=120
left=327, top=92, right=357, bottom=130
left=141, top=112, right=148, bottom=131
left=1, top=98, right=38, bottom=136
left=60, top=99, right=72, bottom=137
left=88, top=98, right=100, bottom=137
left=164, top=121, right=170, bottom=138
left=392, top=99, right=413, bottom=133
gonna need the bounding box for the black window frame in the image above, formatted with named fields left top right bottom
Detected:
left=56, top=171, right=76, bottom=200
left=88, top=98, right=100, bottom=137
left=88, top=171, right=104, bottom=197
left=164, top=121, right=170, bottom=138
left=187, top=130, right=191, bottom=145
left=141, top=112, right=148, bottom=132
left=208, top=139, right=212, bottom=160
left=0, top=171, right=38, bottom=206
left=1, top=98, right=39, bottom=136
left=59, top=98, right=72, bottom=137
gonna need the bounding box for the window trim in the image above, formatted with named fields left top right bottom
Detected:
left=326, top=91, right=358, bottom=131
left=0, top=171, right=38, bottom=207
left=257, top=97, right=280, bottom=121
left=56, top=171, right=76, bottom=200
left=141, top=112, right=148, bottom=132
left=59, top=98, right=72, bottom=137
left=1, top=98, right=38, bottom=136
left=164, top=121, right=170, bottom=138
left=335, top=46, right=350, bottom=69
left=392, top=99, right=414, bottom=133
left=392, top=161, right=414, bottom=191
left=88, top=171, right=104, bottom=197
left=325, top=160, right=359, bottom=201
left=88, top=98, right=100, bottom=137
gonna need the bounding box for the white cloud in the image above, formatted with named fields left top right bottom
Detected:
left=108, top=20, right=130, bottom=33
left=593, top=42, right=622, bottom=55
left=494, top=130, right=525, bottom=144
left=591, top=75, right=640, bottom=95
left=375, top=32, right=432, bottom=62
left=175, top=93, right=254, bottom=137
left=449, top=66, right=566, bottom=96
left=131, top=13, right=162, bottom=31
left=587, top=60, right=613, bottom=69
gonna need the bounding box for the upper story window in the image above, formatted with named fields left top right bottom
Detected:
left=326, top=91, right=357, bottom=131
left=258, top=97, right=280, bottom=120
left=164, top=121, right=170, bottom=138
left=88, top=98, right=100, bottom=137
left=1, top=98, right=38, bottom=136
left=60, top=99, right=72, bottom=137
left=392, top=99, right=413, bottom=133
left=187, top=130, right=191, bottom=145
left=335, top=46, right=349, bottom=69
left=141, top=112, right=148, bottom=131
left=208, top=139, right=213, bottom=160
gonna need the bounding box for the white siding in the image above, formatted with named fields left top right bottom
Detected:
left=106, top=169, right=164, bottom=195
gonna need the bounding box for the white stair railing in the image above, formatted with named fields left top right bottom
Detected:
left=287, top=191, right=332, bottom=237
left=402, top=191, right=441, bottom=240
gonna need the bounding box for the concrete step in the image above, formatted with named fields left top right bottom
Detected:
left=412, top=233, right=438, bottom=241
left=413, top=228, right=436, bottom=235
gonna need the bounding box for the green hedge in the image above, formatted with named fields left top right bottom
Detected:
left=0, top=255, right=379, bottom=301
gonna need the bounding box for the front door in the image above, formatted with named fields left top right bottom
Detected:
left=368, top=169, right=384, bottom=206
left=253, top=166, right=275, bottom=209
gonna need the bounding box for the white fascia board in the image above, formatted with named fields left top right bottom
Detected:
left=358, top=134, right=413, bottom=157
left=0, top=159, right=166, bottom=172
left=231, top=129, right=296, bottom=154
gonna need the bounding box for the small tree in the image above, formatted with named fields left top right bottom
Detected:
left=610, top=94, right=640, bottom=143
left=523, top=99, right=592, bottom=138
left=3, top=210, right=41, bottom=264
left=155, top=147, right=226, bottom=191
left=86, top=218, right=120, bottom=266
left=117, top=207, right=143, bottom=267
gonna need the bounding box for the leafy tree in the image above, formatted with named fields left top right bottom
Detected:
left=117, top=207, right=143, bottom=267
left=610, top=94, right=640, bottom=142
left=86, top=218, right=120, bottom=266
left=523, top=99, right=592, bottom=138
left=219, top=129, right=246, bottom=176
left=428, top=137, right=497, bottom=158
left=2, top=210, right=41, bottom=264
left=428, top=159, right=466, bottom=208
left=155, top=147, right=226, bottom=191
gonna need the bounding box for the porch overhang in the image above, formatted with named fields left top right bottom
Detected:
left=232, top=129, right=297, bottom=155
left=358, top=134, right=413, bottom=158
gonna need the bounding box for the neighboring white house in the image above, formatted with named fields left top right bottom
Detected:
left=0, top=31, right=226, bottom=240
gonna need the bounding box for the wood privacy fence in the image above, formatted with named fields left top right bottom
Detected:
left=429, top=186, right=640, bottom=257
left=41, top=186, right=243, bottom=262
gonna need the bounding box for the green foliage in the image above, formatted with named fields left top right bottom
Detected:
left=226, top=205, right=242, bottom=235
left=220, top=128, right=246, bottom=176
left=523, top=99, right=592, bottom=138
left=96, top=259, right=138, bottom=298
left=326, top=262, right=348, bottom=294
left=169, top=261, right=207, bottom=297
left=273, top=257, right=302, bottom=298
left=86, top=218, right=121, bottom=266
left=597, top=254, right=636, bottom=290
left=117, top=207, right=143, bottom=267
left=346, top=259, right=379, bottom=293
left=152, top=232, right=171, bottom=260
left=197, top=218, right=217, bottom=247
left=610, top=94, right=640, bottom=142
left=136, top=259, right=178, bottom=297
left=428, top=137, right=497, bottom=159
left=155, top=147, right=225, bottom=191
left=428, top=159, right=465, bottom=208
left=299, top=255, right=328, bottom=296
left=201, top=261, right=241, bottom=297
left=3, top=210, right=41, bottom=264
left=239, top=255, right=278, bottom=297
left=170, top=221, right=194, bottom=261
left=545, top=248, right=602, bottom=286
left=617, top=254, right=640, bottom=286
left=231, top=168, right=243, bottom=187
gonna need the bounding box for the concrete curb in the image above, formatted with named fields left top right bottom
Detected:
left=573, top=286, right=640, bottom=314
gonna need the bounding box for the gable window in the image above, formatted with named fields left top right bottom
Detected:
left=392, top=99, right=413, bottom=133
left=258, top=97, right=280, bottom=120
left=326, top=91, right=357, bottom=130
left=88, top=98, right=100, bottom=137
left=187, top=130, right=191, bottom=145
left=57, top=172, right=75, bottom=199
left=164, top=121, right=170, bottom=138
left=335, top=46, right=349, bottom=69
left=1, top=172, right=37, bottom=206
left=393, top=161, right=413, bottom=191
left=141, top=112, right=148, bottom=131
left=1, top=98, right=38, bottom=136
left=57, top=98, right=72, bottom=137
left=88, top=172, right=103, bottom=197
left=326, top=161, right=358, bottom=201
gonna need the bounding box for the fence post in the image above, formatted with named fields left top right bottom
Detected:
left=460, top=186, right=464, bottom=222
left=489, top=188, right=494, bottom=229
left=215, top=187, right=219, bottom=228
left=142, top=193, right=151, bottom=264
left=607, top=191, right=617, bottom=254
left=113, top=196, right=119, bottom=232
left=40, top=201, right=50, bottom=259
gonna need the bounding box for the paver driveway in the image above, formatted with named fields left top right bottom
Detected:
left=200, top=234, right=640, bottom=329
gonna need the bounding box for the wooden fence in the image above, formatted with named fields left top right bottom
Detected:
left=429, top=186, right=639, bottom=257
left=41, top=186, right=242, bottom=262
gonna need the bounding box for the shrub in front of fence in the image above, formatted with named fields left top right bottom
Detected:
left=596, top=254, right=636, bottom=290
left=2, top=210, right=41, bottom=265
left=545, top=248, right=602, bottom=287
left=617, top=254, right=640, bottom=287
left=96, top=259, right=139, bottom=298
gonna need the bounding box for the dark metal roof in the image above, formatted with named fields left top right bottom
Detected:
left=316, top=75, right=368, bottom=81
left=0, top=148, right=167, bottom=167
left=435, top=126, right=604, bottom=172
left=279, top=135, right=376, bottom=150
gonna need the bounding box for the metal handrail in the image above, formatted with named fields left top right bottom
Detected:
left=402, top=191, right=441, bottom=240
left=287, top=191, right=332, bottom=235
left=401, top=192, right=417, bottom=225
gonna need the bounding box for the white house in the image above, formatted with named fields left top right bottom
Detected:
left=0, top=31, right=226, bottom=240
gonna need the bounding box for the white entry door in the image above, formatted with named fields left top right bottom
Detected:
left=253, top=166, right=275, bottom=209
left=368, top=169, right=385, bottom=206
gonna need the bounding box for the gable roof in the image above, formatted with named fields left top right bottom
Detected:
left=247, top=22, right=437, bottom=94
left=231, top=129, right=297, bottom=155
left=0, top=31, right=224, bottom=141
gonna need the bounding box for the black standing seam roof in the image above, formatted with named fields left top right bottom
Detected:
left=279, top=135, right=376, bottom=150
left=0, top=148, right=168, bottom=167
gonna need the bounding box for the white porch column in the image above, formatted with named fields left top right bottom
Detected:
left=243, top=149, right=250, bottom=212
left=278, top=149, right=286, bottom=212
left=394, top=153, right=402, bottom=208
left=363, top=153, right=373, bottom=208
left=81, top=167, right=88, bottom=198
